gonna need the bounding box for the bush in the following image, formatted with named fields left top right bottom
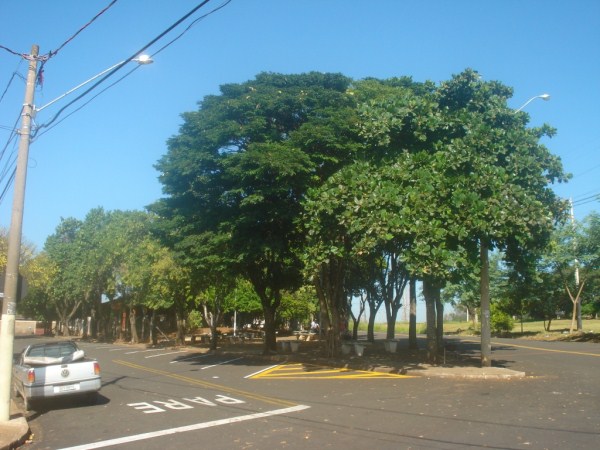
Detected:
left=490, top=303, right=514, bottom=334
left=187, top=310, right=204, bottom=332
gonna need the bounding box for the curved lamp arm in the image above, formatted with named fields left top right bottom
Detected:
left=515, top=93, right=550, bottom=112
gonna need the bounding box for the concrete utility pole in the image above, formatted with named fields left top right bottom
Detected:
left=0, top=44, right=38, bottom=422
left=570, top=199, right=582, bottom=331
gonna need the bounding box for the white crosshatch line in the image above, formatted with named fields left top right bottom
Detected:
left=56, top=404, right=310, bottom=450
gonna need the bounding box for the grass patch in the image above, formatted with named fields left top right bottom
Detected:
left=358, top=319, right=600, bottom=342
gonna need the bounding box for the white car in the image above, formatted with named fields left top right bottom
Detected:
left=13, top=341, right=101, bottom=410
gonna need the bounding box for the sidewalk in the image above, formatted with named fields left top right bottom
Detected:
left=0, top=399, right=29, bottom=450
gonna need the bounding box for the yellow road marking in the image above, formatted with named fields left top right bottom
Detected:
left=113, top=359, right=297, bottom=407
left=250, top=363, right=415, bottom=379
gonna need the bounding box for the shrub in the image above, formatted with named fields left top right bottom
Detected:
left=490, top=303, right=514, bottom=334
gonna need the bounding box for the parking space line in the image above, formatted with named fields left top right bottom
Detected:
left=244, top=364, right=281, bottom=379
left=201, top=356, right=244, bottom=369
left=145, top=350, right=188, bottom=358
left=170, top=353, right=212, bottom=364
left=56, top=404, right=310, bottom=450
left=125, top=348, right=165, bottom=355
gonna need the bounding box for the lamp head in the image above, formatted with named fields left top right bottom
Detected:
left=539, top=93, right=550, bottom=101
left=134, top=54, right=153, bottom=65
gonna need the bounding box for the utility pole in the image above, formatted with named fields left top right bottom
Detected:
left=0, top=44, right=38, bottom=422
left=570, top=198, right=582, bottom=331
left=480, top=241, right=491, bottom=367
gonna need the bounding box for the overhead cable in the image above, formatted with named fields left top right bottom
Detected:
left=36, top=0, right=119, bottom=86
left=33, top=0, right=218, bottom=137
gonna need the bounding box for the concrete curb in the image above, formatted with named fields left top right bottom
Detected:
left=406, top=366, right=526, bottom=379
left=0, top=400, right=30, bottom=450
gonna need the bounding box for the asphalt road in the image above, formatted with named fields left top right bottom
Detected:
left=13, top=335, right=600, bottom=450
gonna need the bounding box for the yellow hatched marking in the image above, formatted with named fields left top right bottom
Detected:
left=251, top=363, right=415, bottom=379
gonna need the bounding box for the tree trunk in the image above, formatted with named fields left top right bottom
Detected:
left=175, top=308, right=186, bottom=347
left=566, top=281, right=585, bottom=334
left=350, top=293, right=366, bottom=340
left=129, top=306, right=139, bottom=344
left=313, top=258, right=347, bottom=356
left=262, top=304, right=277, bottom=353
left=409, top=278, right=418, bottom=350
left=150, top=311, right=157, bottom=345
left=385, top=304, right=400, bottom=341
left=423, top=278, right=438, bottom=364
left=367, top=306, right=377, bottom=342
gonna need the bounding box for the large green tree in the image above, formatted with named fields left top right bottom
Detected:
left=152, top=72, right=361, bottom=353
left=354, top=69, right=569, bottom=364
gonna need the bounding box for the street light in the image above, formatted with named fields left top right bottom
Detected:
left=480, top=92, right=551, bottom=367
left=0, top=48, right=153, bottom=422
left=35, top=55, right=153, bottom=113
left=515, top=93, right=550, bottom=112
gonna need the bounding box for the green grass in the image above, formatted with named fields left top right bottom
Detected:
left=359, top=319, right=600, bottom=337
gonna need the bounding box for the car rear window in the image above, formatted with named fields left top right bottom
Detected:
left=27, top=343, right=77, bottom=357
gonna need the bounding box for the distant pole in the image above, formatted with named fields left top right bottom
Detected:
left=480, top=241, right=492, bottom=367
left=0, top=44, right=38, bottom=422
left=570, top=199, right=582, bottom=330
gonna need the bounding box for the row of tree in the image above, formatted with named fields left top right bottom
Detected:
left=444, top=212, right=600, bottom=332
left=9, top=68, right=597, bottom=364
left=150, top=68, right=568, bottom=362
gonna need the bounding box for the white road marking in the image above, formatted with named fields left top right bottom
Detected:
left=56, top=404, right=310, bottom=450
left=125, top=348, right=165, bottom=354
left=169, top=353, right=212, bottom=363
left=244, top=364, right=281, bottom=379
left=145, top=350, right=187, bottom=358
left=201, top=357, right=243, bottom=369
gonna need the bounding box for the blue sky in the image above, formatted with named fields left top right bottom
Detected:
left=1, top=0, right=599, bottom=252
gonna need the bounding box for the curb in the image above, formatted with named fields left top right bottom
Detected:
left=0, top=416, right=29, bottom=450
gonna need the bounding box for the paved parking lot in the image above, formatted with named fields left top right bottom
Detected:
left=5, top=336, right=600, bottom=450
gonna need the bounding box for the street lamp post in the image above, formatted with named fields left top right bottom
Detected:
left=0, top=49, right=153, bottom=422
left=480, top=92, right=551, bottom=367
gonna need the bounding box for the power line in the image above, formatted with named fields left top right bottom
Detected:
left=0, top=0, right=230, bottom=200
left=150, top=0, right=232, bottom=58
left=0, top=110, right=22, bottom=166
left=0, top=61, right=25, bottom=106
left=32, top=0, right=232, bottom=141
left=46, top=1, right=119, bottom=61
left=36, top=1, right=120, bottom=86
left=572, top=194, right=600, bottom=208
left=32, top=0, right=221, bottom=138
left=0, top=45, right=28, bottom=59
left=573, top=188, right=600, bottom=201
